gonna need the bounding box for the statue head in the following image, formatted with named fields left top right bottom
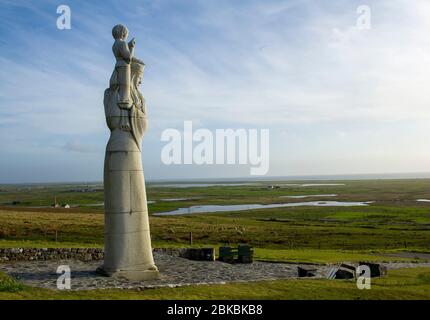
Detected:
left=131, top=58, right=145, bottom=87
left=112, top=24, right=129, bottom=40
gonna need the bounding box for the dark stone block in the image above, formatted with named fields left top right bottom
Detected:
left=238, top=256, right=253, bottom=263
left=180, top=248, right=215, bottom=261
left=358, top=262, right=387, bottom=277
left=334, top=268, right=355, bottom=279
left=238, top=245, right=254, bottom=263
left=340, top=263, right=356, bottom=272
left=298, top=266, right=318, bottom=277
left=219, top=246, right=237, bottom=263
left=219, top=245, right=254, bottom=264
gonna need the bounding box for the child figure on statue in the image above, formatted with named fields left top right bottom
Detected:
left=110, top=24, right=135, bottom=108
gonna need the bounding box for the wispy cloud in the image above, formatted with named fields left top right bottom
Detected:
left=1, top=0, right=430, bottom=182
left=61, top=140, right=99, bottom=153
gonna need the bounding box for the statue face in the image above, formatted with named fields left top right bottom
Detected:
left=134, top=72, right=143, bottom=86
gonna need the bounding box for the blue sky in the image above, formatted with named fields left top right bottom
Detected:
left=1, top=0, right=430, bottom=183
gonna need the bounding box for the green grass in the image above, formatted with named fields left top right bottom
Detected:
left=0, top=241, right=419, bottom=264
left=0, top=272, right=23, bottom=293
left=1, top=179, right=430, bottom=299
left=2, top=178, right=430, bottom=211
left=253, top=248, right=419, bottom=264
left=1, top=267, right=430, bottom=300
left=0, top=239, right=102, bottom=248
left=0, top=205, right=428, bottom=250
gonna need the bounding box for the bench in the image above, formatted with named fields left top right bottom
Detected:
left=219, top=245, right=253, bottom=264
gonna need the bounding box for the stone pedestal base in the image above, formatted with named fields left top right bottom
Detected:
left=96, top=266, right=159, bottom=281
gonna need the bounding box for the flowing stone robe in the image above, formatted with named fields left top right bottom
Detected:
left=100, top=66, right=158, bottom=280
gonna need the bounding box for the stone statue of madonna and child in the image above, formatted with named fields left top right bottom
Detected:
left=97, top=24, right=159, bottom=280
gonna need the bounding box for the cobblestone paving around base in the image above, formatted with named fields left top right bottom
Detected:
left=1, top=253, right=429, bottom=291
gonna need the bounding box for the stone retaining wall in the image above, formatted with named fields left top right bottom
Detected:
left=153, top=248, right=215, bottom=261
left=0, top=248, right=104, bottom=262
left=0, top=247, right=216, bottom=262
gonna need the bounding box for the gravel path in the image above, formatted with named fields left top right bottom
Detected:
left=1, top=252, right=430, bottom=291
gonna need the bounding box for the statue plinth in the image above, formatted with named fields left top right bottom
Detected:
left=96, top=267, right=159, bottom=281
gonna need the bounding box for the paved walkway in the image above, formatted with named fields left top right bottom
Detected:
left=1, top=253, right=429, bottom=291
left=0, top=252, right=330, bottom=290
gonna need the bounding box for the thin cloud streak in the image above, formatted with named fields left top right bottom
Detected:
left=1, top=0, right=430, bottom=182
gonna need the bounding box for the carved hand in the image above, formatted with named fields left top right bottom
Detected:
left=128, top=38, right=136, bottom=48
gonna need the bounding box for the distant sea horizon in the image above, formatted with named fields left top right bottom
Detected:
left=2, top=172, right=430, bottom=186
